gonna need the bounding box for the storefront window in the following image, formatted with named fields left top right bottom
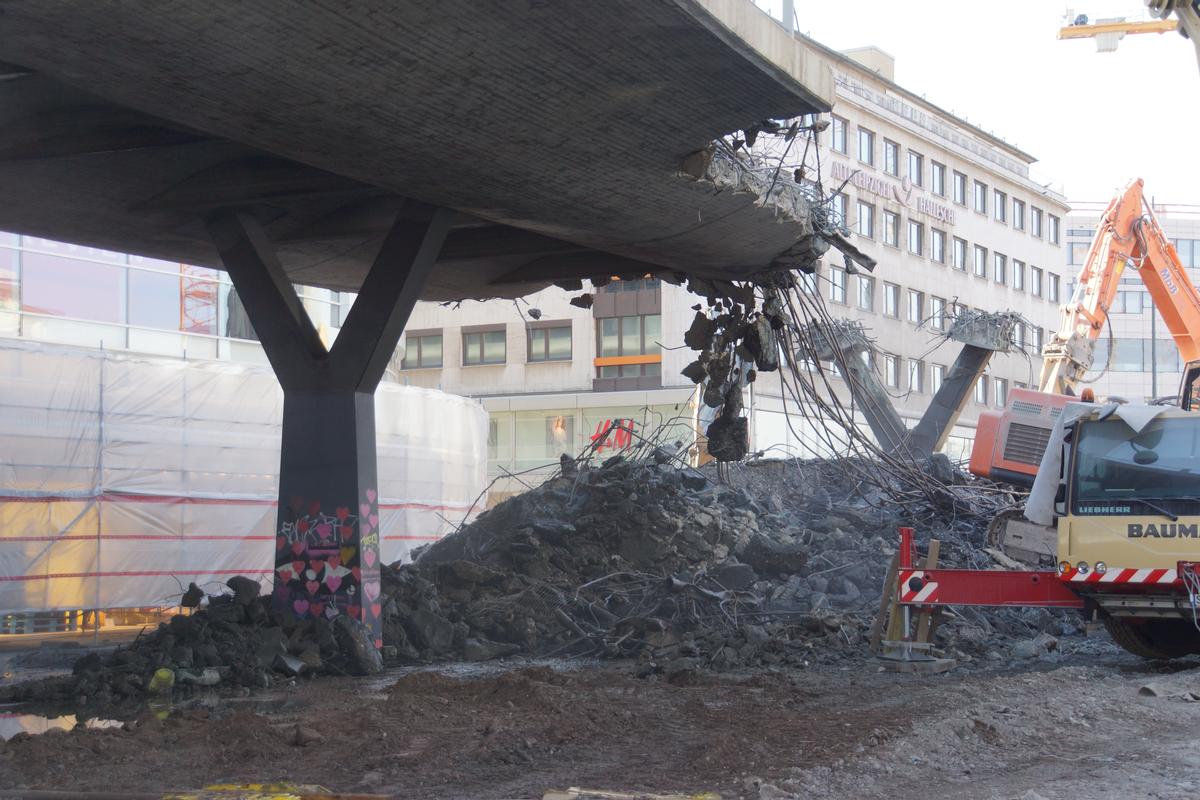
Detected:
left=514, top=410, right=576, bottom=470
left=20, top=251, right=124, bottom=323
left=127, top=267, right=180, bottom=330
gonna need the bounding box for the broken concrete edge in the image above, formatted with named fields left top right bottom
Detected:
left=946, top=308, right=1025, bottom=352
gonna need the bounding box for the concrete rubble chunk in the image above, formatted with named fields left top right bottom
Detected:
left=333, top=616, right=384, bottom=676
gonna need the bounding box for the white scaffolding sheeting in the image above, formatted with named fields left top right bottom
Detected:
left=0, top=339, right=488, bottom=613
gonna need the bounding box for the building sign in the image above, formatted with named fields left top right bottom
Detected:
left=830, top=160, right=956, bottom=225
left=590, top=418, right=637, bottom=452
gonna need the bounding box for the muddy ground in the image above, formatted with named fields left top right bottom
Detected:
left=4, top=639, right=1200, bottom=799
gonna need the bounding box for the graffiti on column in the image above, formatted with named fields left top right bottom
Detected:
left=358, top=487, right=383, bottom=648
left=590, top=418, right=637, bottom=452
left=274, top=487, right=380, bottom=643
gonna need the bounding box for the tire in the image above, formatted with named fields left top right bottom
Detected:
left=1103, top=616, right=1200, bottom=660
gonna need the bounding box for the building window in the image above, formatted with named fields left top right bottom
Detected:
left=883, top=282, right=900, bottom=318
left=1013, top=260, right=1026, bottom=291
left=829, top=267, right=847, bottom=304
left=1031, top=207, right=1043, bottom=238
left=856, top=200, right=875, bottom=239
left=883, top=210, right=900, bottom=247
left=994, top=377, right=1008, bottom=407
left=930, top=296, right=947, bottom=331
left=975, top=375, right=989, bottom=405
left=993, top=189, right=1007, bottom=223
left=1048, top=272, right=1061, bottom=303
left=831, top=192, right=848, bottom=226
left=799, top=269, right=818, bottom=294
left=831, top=115, right=847, bottom=154
left=884, top=139, right=899, bottom=176
left=1067, top=243, right=1093, bottom=267
left=1049, top=215, right=1061, bottom=245
left=908, top=359, right=924, bottom=393
left=1117, top=290, right=1144, bottom=314
left=1030, top=266, right=1043, bottom=297
left=930, top=228, right=946, bottom=264
left=931, top=162, right=946, bottom=197
left=931, top=364, right=946, bottom=393
left=601, top=277, right=661, bottom=293
left=973, top=180, right=988, bottom=214
left=1013, top=199, right=1025, bottom=230
left=952, top=237, right=968, bottom=271
left=1173, top=239, right=1200, bottom=268
left=20, top=250, right=125, bottom=323
left=907, top=289, right=924, bottom=323
left=858, top=127, right=875, bottom=165
left=597, top=314, right=661, bottom=378
left=1014, top=323, right=1025, bottom=348
left=973, top=245, right=988, bottom=278
left=857, top=275, right=875, bottom=311
left=884, top=355, right=900, bottom=388
left=463, top=327, right=507, bottom=365
left=402, top=332, right=443, bottom=369
left=1032, top=326, right=1044, bottom=351
left=953, top=171, right=967, bottom=205
left=513, top=411, right=576, bottom=469
left=908, top=150, right=924, bottom=187
left=528, top=323, right=572, bottom=362
left=907, top=220, right=924, bottom=256
left=994, top=252, right=1007, bottom=284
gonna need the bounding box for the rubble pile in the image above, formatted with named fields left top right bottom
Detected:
left=0, top=577, right=383, bottom=708
left=4, top=453, right=1070, bottom=710
left=376, top=453, right=1052, bottom=674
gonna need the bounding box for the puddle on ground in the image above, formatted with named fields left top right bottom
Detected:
left=0, top=711, right=122, bottom=740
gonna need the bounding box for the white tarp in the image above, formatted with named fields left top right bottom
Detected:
left=0, top=339, right=488, bottom=613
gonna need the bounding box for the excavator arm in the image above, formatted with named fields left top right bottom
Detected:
left=1038, top=178, right=1200, bottom=402
left=971, top=178, right=1200, bottom=489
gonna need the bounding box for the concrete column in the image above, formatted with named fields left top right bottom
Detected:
left=206, top=206, right=450, bottom=647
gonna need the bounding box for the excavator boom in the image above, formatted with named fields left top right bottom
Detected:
left=972, top=178, right=1200, bottom=488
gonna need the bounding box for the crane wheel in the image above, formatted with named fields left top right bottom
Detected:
left=1102, top=615, right=1200, bottom=660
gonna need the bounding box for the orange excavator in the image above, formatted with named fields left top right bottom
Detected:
left=890, top=180, right=1200, bottom=660
left=969, top=178, right=1200, bottom=564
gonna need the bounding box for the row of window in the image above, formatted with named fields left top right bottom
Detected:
left=831, top=117, right=1061, bottom=244
left=817, top=267, right=1049, bottom=345
left=834, top=198, right=1063, bottom=300
left=871, top=353, right=1017, bottom=406
left=403, top=323, right=574, bottom=369
left=1068, top=237, right=1200, bottom=270
left=1091, top=337, right=1188, bottom=373
left=401, top=314, right=662, bottom=375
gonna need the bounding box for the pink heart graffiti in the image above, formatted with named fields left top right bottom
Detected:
left=365, top=489, right=377, bottom=503
left=364, top=549, right=377, bottom=568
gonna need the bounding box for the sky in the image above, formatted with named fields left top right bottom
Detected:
left=753, top=0, right=1200, bottom=204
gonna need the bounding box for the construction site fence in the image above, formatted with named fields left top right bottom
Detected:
left=0, top=338, right=488, bottom=615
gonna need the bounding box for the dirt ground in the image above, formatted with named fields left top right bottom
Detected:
left=4, top=643, right=1200, bottom=799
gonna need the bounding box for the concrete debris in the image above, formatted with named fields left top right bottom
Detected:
left=370, top=455, right=1072, bottom=674
left=2, top=455, right=1075, bottom=711
left=0, top=578, right=376, bottom=708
